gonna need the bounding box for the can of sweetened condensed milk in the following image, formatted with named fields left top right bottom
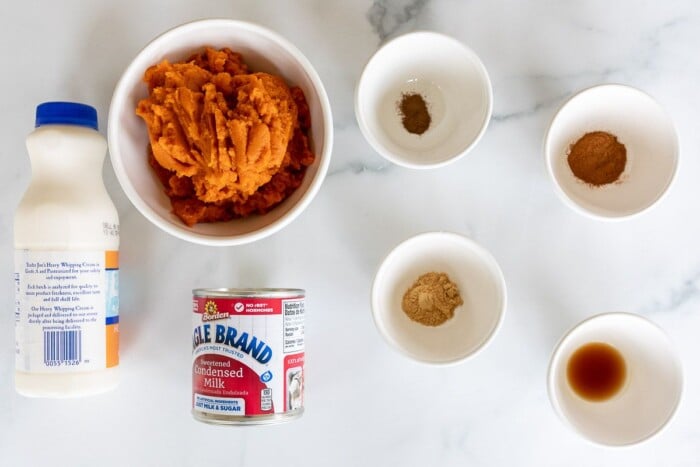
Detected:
left=192, top=288, right=305, bottom=425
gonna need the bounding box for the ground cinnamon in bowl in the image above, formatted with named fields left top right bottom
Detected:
left=567, top=131, right=627, bottom=186
left=401, top=272, right=463, bottom=326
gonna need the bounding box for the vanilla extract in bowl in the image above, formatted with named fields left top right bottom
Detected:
left=566, top=342, right=627, bottom=402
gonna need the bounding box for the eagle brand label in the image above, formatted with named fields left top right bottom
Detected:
left=192, top=291, right=305, bottom=421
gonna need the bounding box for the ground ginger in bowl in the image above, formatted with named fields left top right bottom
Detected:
left=136, top=47, right=314, bottom=226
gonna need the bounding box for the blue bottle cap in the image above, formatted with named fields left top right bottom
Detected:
left=35, top=101, right=99, bottom=131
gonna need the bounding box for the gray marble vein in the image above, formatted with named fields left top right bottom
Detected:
left=642, top=270, right=700, bottom=314
left=366, top=0, right=429, bottom=42
left=643, top=17, right=686, bottom=47
left=490, top=68, right=623, bottom=123
left=492, top=93, right=570, bottom=123
left=328, top=160, right=391, bottom=176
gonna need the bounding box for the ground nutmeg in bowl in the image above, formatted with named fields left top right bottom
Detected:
left=136, top=47, right=315, bottom=226
left=397, top=92, right=431, bottom=135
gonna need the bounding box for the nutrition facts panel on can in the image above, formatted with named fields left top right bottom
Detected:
left=283, top=299, right=304, bottom=353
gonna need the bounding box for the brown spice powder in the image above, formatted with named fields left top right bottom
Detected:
left=567, top=131, right=627, bottom=186
left=398, top=93, right=431, bottom=135
left=401, top=272, right=463, bottom=326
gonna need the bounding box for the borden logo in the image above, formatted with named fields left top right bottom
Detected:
left=202, top=300, right=230, bottom=322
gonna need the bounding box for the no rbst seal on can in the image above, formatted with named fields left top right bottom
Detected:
left=192, top=288, right=305, bottom=425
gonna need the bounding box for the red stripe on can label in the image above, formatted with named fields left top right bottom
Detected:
left=193, top=296, right=304, bottom=317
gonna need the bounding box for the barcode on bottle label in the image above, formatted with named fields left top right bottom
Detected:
left=44, top=330, right=82, bottom=366
left=14, top=250, right=119, bottom=372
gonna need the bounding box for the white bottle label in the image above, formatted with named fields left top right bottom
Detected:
left=14, top=250, right=119, bottom=372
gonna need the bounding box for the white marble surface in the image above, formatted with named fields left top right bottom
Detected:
left=2, top=0, right=700, bottom=465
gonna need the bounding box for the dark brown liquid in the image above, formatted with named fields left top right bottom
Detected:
left=566, top=342, right=626, bottom=402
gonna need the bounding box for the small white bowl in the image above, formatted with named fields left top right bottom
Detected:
left=545, top=84, right=679, bottom=220
left=108, top=19, right=333, bottom=246
left=355, top=32, right=493, bottom=169
left=548, top=313, right=683, bottom=446
left=370, top=232, right=506, bottom=364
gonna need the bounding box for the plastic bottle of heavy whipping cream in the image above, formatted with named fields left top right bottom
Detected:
left=14, top=102, right=119, bottom=397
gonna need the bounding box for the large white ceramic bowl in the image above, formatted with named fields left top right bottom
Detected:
left=355, top=31, right=492, bottom=169
left=371, top=232, right=506, bottom=364
left=108, top=19, right=333, bottom=246
left=548, top=313, right=683, bottom=446
left=545, top=84, right=678, bottom=220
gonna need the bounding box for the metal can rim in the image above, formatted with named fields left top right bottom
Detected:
left=192, top=288, right=305, bottom=298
